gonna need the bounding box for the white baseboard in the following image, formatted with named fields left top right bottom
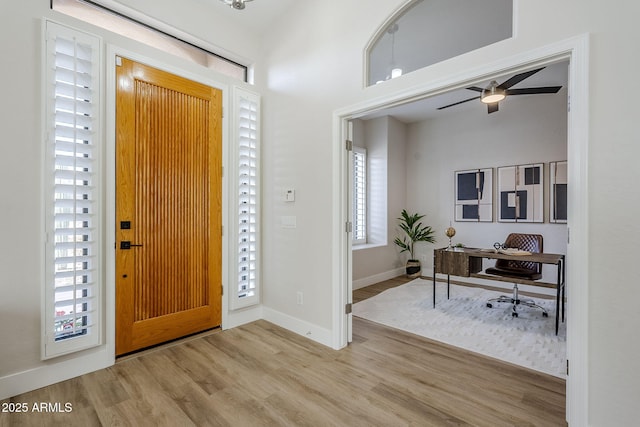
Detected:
left=0, top=347, right=113, bottom=401
left=224, top=305, right=263, bottom=330
left=262, top=307, right=333, bottom=349
left=353, top=267, right=405, bottom=290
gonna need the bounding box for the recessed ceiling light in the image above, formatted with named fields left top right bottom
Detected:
left=220, top=0, right=254, bottom=10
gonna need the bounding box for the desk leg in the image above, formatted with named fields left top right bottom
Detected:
left=433, top=270, right=436, bottom=308
left=561, top=258, right=566, bottom=323
left=447, top=274, right=450, bottom=300
left=556, top=261, right=562, bottom=335
left=562, top=283, right=565, bottom=323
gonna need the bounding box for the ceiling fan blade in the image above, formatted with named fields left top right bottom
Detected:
left=497, top=67, right=545, bottom=90
left=466, top=86, right=485, bottom=93
left=437, top=96, right=480, bottom=110
left=505, top=86, right=562, bottom=95
left=487, top=103, right=499, bottom=114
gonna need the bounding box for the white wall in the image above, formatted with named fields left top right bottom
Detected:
left=352, top=116, right=407, bottom=287
left=0, top=0, right=51, bottom=383
left=257, top=1, right=404, bottom=335
left=2, top=0, right=640, bottom=424
left=407, top=86, right=568, bottom=284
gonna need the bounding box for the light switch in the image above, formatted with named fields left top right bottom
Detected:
left=281, top=216, right=297, bottom=228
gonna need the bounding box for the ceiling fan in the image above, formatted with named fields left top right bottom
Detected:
left=437, top=67, right=562, bottom=114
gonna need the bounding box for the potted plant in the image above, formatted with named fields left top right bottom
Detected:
left=394, top=209, right=436, bottom=278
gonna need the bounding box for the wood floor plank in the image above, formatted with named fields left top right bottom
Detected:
left=167, top=382, right=226, bottom=427
left=2, top=277, right=565, bottom=426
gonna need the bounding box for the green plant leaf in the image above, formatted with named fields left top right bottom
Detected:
left=394, top=210, right=436, bottom=259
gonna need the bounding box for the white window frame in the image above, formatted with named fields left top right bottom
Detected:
left=230, top=87, right=261, bottom=310
left=352, top=146, right=367, bottom=245
left=42, top=21, right=103, bottom=359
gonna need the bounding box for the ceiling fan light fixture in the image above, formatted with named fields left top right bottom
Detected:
left=437, top=67, right=562, bottom=114
left=481, top=80, right=506, bottom=104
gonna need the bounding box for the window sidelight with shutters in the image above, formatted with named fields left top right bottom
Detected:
left=43, top=21, right=102, bottom=358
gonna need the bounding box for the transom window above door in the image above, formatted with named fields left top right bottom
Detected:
left=366, top=0, right=513, bottom=86
left=52, top=0, right=249, bottom=82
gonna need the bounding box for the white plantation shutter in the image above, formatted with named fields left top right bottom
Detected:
left=43, top=22, right=102, bottom=358
left=353, top=147, right=367, bottom=244
left=232, top=88, right=260, bottom=309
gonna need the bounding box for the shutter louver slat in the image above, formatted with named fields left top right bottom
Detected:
left=55, top=227, right=95, bottom=236
left=54, top=255, right=94, bottom=265
left=55, top=110, right=93, bottom=129
left=55, top=169, right=93, bottom=182
left=55, top=37, right=92, bottom=59
left=54, top=155, right=93, bottom=169
left=56, top=96, right=92, bottom=116
left=54, top=123, right=93, bottom=140
left=54, top=81, right=93, bottom=102
left=54, top=241, right=93, bottom=251
left=54, top=212, right=94, bottom=222
left=54, top=270, right=95, bottom=281
left=54, top=296, right=95, bottom=308
left=55, top=66, right=92, bottom=88
left=54, top=184, right=94, bottom=196
left=54, top=51, right=92, bottom=74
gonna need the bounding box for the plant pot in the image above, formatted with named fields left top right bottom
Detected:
left=405, top=259, right=421, bottom=278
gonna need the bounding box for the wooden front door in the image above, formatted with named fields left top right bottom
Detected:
left=115, top=57, right=222, bottom=356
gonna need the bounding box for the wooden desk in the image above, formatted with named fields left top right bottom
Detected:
left=432, top=247, right=565, bottom=335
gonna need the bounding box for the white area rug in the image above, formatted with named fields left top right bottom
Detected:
left=353, top=278, right=566, bottom=378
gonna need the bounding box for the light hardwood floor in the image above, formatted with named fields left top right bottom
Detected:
left=2, top=280, right=566, bottom=426
left=353, top=276, right=414, bottom=304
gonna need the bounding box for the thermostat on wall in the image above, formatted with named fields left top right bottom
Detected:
left=285, top=189, right=296, bottom=202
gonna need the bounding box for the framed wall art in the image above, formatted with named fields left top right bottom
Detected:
left=455, top=168, right=493, bottom=222
left=549, top=160, right=568, bottom=223
left=497, top=163, right=544, bottom=223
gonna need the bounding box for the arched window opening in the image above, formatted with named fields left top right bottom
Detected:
left=367, top=0, right=513, bottom=86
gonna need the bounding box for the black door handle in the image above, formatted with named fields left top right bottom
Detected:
left=120, top=241, right=143, bottom=250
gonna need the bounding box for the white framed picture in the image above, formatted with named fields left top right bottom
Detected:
left=497, top=163, right=544, bottom=223
left=454, top=168, right=493, bottom=222
left=550, top=160, right=567, bottom=223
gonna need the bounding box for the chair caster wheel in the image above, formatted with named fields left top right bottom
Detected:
left=512, top=312, right=518, bottom=318
left=542, top=312, right=548, bottom=317
left=486, top=303, right=493, bottom=308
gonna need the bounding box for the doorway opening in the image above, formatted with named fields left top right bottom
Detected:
left=335, top=37, right=590, bottom=424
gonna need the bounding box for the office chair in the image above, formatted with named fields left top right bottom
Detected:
left=486, top=233, right=548, bottom=318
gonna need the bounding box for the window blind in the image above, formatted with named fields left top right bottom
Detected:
left=44, top=22, right=102, bottom=358
left=233, top=89, right=260, bottom=309
left=353, top=147, right=367, bottom=244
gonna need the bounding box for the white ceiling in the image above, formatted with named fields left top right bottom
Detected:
left=195, top=0, right=298, bottom=35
